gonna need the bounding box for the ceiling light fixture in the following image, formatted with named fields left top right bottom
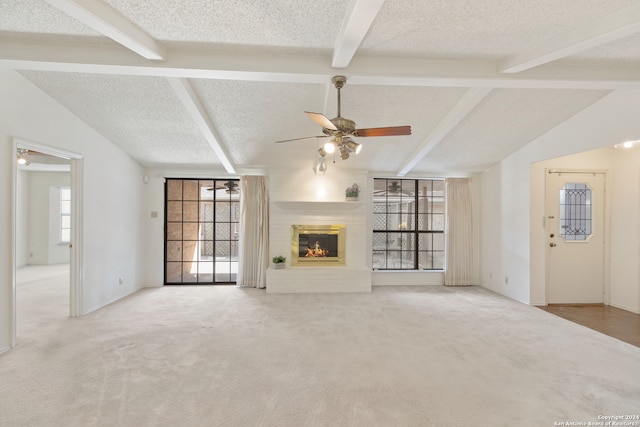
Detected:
left=17, top=148, right=30, bottom=166
left=314, top=155, right=327, bottom=175
left=276, top=76, right=410, bottom=172
left=344, top=137, right=362, bottom=155
left=317, top=135, right=362, bottom=162
left=339, top=144, right=350, bottom=160
left=318, top=139, right=337, bottom=157
left=614, top=139, right=640, bottom=149
left=323, top=140, right=336, bottom=154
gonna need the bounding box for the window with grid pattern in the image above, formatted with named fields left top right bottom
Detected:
left=60, top=187, right=71, bottom=243
left=165, top=179, right=240, bottom=284
left=373, top=178, right=445, bottom=270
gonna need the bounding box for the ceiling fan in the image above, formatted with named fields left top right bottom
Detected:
left=276, top=76, right=411, bottom=160
left=373, top=180, right=412, bottom=197
left=207, top=181, right=239, bottom=194
left=388, top=181, right=402, bottom=193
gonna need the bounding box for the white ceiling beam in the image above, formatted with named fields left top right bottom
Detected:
left=5, top=40, right=640, bottom=90
left=166, top=77, right=236, bottom=174
left=499, top=3, right=640, bottom=73
left=44, top=0, right=165, bottom=60
left=396, top=88, right=492, bottom=177
left=332, top=0, right=386, bottom=68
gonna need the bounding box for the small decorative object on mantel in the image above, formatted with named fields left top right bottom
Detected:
left=345, top=183, right=360, bottom=201
left=272, top=255, right=286, bottom=269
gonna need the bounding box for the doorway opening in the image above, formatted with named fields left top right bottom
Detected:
left=164, top=178, right=240, bottom=285
left=13, top=139, right=82, bottom=348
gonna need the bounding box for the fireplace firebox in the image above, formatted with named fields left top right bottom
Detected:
left=291, top=225, right=346, bottom=266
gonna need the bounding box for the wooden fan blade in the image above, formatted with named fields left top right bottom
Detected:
left=354, top=125, right=411, bottom=137
left=305, top=111, right=338, bottom=130
left=275, top=135, right=329, bottom=144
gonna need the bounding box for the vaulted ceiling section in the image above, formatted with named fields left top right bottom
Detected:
left=3, top=0, right=640, bottom=175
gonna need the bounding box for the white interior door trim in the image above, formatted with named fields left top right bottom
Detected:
left=12, top=138, right=84, bottom=348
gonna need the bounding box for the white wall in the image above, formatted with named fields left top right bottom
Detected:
left=16, top=170, right=29, bottom=267
left=529, top=147, right=640, bottom=313
left=17, top=171, right=71, bottom=266
left=143, top=167, right=463, bottom=291
left=0, top=69, right=147, bottom=352
left=529, top=149, right=613, bottom=305
left=609, top=148, right=640, bottom=313
left=480, top=156, right=532, bottom=303
left=267, top=168, right=371, bottom=293
left=0, top=135, right=15, bottom=352
left=480, top=89, right=640, bottom=311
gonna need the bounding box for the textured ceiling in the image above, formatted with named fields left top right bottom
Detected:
left=2, top=0, right=640, bottom=176
left=1, top=0, right=98, bottom=35
left=360, top=0, right=638, bottom=59
left=20, top=71, right=219, bottom=167
left=104, top=0, right=346, bottom=52
left=413, top=89, right=611, bottom=174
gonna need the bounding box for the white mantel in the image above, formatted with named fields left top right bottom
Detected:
left=266, top=168, right=372, bottom=293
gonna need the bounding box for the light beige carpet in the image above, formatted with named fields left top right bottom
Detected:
left=2, top=265, right=639, bottom=426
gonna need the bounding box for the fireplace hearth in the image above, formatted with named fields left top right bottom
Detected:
left=291, top=225, right=345, bottom=266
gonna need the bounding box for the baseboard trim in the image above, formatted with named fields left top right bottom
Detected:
left=610, top=302, right=640, bottom=314
left=82, top=286, right=143, bottom=316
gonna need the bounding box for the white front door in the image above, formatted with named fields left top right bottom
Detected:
left=546, top=171, right=605, bottom=304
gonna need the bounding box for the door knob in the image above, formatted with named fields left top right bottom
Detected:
left=549, top=243, right=557, bottom=247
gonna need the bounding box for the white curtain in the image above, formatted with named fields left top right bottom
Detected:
left=444, top=178, right=476, bottom=286
left=237, top=176, right=269, bottom=288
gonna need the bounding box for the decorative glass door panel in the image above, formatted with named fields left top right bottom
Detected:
left=546, top=172, right=604, bottom=303
left=559, top=183, right=592, bottom=241
left=165, top=179, right=240, bottom=284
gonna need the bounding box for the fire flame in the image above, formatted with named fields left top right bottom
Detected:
left=305, top=241, right=329, bottom=257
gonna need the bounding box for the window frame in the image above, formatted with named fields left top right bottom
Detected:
left=372, top=178, right=445, bottom=271
left=59, top=186, right=71, bottom=244
left=164, top=178, right=240, bottom=285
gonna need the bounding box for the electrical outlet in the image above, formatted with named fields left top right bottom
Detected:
left=119, top=277, right=124, bottom=285
left=504, top=276, right=509, bottom=285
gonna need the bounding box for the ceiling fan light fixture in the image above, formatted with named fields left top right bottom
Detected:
left=323, top=141, right=336, bottom=154
left=275, top=75, right=411, bottom=165
left=314, top=155, right=327, bottom=175
left=339, top=145, right=350, bottom=160
left=345, top=139, right=362, bottom=154
left=225, top=181, right=239, bottom=194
